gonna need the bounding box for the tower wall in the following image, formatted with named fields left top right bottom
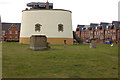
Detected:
left=20, top=9, right=73, bottom=45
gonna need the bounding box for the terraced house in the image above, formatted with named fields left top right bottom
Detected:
left=1, top=23, right=21, bottom=41
left=76, top=21, right=120, bottom=43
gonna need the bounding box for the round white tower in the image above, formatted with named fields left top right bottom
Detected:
left=20, top=9, right=73, bottom=45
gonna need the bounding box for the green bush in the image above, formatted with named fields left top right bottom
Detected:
left=90, top=38, right=97, bottom=41
left=110, top=41, right=114, bottom=43
left=6, top=40, right=19, bottom=42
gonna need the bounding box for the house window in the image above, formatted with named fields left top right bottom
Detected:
left=113, top=35, right=115, bottom=39
left=110, top=31, right=112, bottom=35
left=113, top=31, right=115, bottom=34
left=100, top=26, right=102, bottom=30
left=101, top=35, right=103, bottom=39
left=111, top=36, right=113, bottom=40
left=108, top=36, right=109, bottom=39
left=99, top=36, right=100, bottom=40
left=101, top=31, right=103, bottom=35
left=10, top=36, right=12, bottom=40
left=105, top=31, right=107, bottom=35
left=90, top=35, right=93, bottom=39
left=15, top=36, right=18, bottom=40
left=96, top=27, right=98, bottom=30
left=58, top=24, right=64, bottom=32
left=15, top=31, right=18, bottom=34
left=94, top=32, right=96, bottom=35
left=9, top=31, right=12, bottom=34
left=2, top=31, right=5, bottom=36
left=99, top=32, right=100, bottom=35
left=35, top=23, right=42, bottom=32
left=1, top=36, right=3, bottom=40
left=97, top=36, right=98, bottom=39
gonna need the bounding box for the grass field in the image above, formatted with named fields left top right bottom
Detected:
left=2, top=42, right=119, bottom=78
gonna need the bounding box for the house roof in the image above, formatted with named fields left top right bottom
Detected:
left=77, top=25, right=90, bottom=31
left=77, top=25, right=85, bottom=31
left=100, top=22, right=110, bottom=30
left=2, top=23, right=21, bottom=30
left=112, top=21, right=120, bottom=29
left=90, top=23, right=99, bottom=27
left=90, top=23, right=99, bottom=31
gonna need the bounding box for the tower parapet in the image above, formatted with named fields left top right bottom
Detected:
left=27, top=1, right=53, bottom=9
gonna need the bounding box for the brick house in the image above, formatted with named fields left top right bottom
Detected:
left=76, top=21, right=120, bottom=43
left=82, top=25, right=90, bottom=42
left=112, top=21, right=120, bottom=42
left=90, top=23, right=99, bottom=40
left=76, top=25, right=90, bottom=42
left=1, top=23, right=21, bottom=41
left=76, top=25, right=84, bottom=39
left=97, top=22, right=109, bottom=43
left=102, top=23, right=111, bottom=42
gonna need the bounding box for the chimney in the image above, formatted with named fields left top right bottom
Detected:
left=46, top=0, right=49, bottom=9
left=25, top=8, right=28, bottom=10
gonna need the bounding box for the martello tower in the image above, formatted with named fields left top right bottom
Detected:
left=118, top=1, right=120, bottom=21
left=20, top=1, right=73, bottom=45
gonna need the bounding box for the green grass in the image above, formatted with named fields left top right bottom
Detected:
left=2, top=42, right=119, bottom=78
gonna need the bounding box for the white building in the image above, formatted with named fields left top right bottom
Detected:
left=118, top=1, right=120, bottom=21
left=20, top=9, right=73, bottom=45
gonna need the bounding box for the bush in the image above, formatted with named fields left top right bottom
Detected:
left=110, top=41, right=114, bottom=43
left=90, top=38, right=97, bottom=41
left=6, top=40, right=19, bottom=42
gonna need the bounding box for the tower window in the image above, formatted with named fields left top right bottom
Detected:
left=35, top=23, right=42, bottom=32
left=58, top=24, right=64, bottom=32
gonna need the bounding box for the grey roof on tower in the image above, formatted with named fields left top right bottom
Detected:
left=27, top=2, right=53, bottom=9
left=2, top=23, right=21, bottom=30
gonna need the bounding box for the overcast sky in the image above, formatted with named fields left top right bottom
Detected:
left=0, top=0, right=119, bottom=30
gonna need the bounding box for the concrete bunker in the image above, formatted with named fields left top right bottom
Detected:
left=30, top=35, right=50, bottom=50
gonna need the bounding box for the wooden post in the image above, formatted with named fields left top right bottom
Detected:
left=64, top=40, right=66, bottom=48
